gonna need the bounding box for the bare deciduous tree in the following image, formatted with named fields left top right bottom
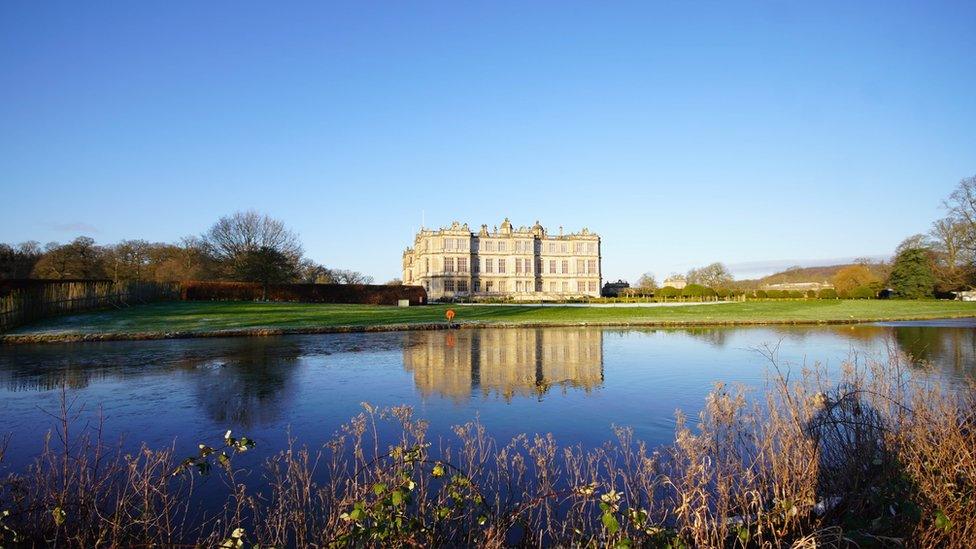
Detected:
left=0, top=241, right=43, bottom=279
left=297, top=259, right=335, bottom=284
left=686, top=262, right=734, bottom=289
left=329, top=269, right=374, bottom=285
left=636, top=272, right=657, bottom=289
left=31, top=236, right=107, bottom=279
left=204, top=211, right=303, bottom=299
left=945, top=175, right=976, bottom=229
left=929, top=217, right=973, bottom=291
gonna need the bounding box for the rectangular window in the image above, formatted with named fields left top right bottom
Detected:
left=550, top=282, right=558, bottom=293
left=445, top=257, right=454, bottom=273
left=484, top=240, right=494, bottom=252
left=577, top=259, right=585, bottom=273
left=498, top=241, right=506, bottom=252
left=458, top=280, right=468, bottom=292
left=515, top=258, right=523, bottom=274
left=497, top=281, right=506, bottom=292
left=473, top=280, right=480, bottom=292
left=485, top=281, right=494, bottom=293
left=562, top=260, right=569, bottom=274
left=536, top=281, right=543, bottom=292
left=574, top=242, right=582, bottom=254
left=471, top=257, right=478, bottom=273
left=485, top=258, right=494, bottom=273
left=445, top=279, right=456, bottom=292
left=458, top=257, right=468, bottom=273
left=562, top=281, right=569, bottom=292
left=588, top=243, right=596, bottom=254
left=549, top=242, right=556, bottom=252
left=549, top=260, right=556, bottom=274
left=516, top=281, right=523, bottom=292
left=588, top=259, right=596, bottom=274
left=561, top=243, right=568, bottom=253
left=498, top=259, right=506, bottom=274
left=589, top=281, right=597, bottom=292
left=577, top=280, right=585, bottom=292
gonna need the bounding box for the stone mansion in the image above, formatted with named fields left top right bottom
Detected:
left=402, top=219, right=602, bottom=301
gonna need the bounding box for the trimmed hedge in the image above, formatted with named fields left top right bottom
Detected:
left=681, top=284, right=710, bottom=298
left=849, top=286, right=876, bottom=300
left=180, top=281, right=427, bottom=306
left=656, top=286, right=680, bottom=299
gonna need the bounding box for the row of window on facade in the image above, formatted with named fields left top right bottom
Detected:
left=424, top=257, right=598, bottom=275
left=438, top=279, right=599, bottom=293
left=434, top=238, right=597, bottom=255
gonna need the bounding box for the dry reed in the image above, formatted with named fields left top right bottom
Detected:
left=0, top=348, right=973, bottom=547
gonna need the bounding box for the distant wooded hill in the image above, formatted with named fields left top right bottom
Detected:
left=737, top=263, right=888, bottom=289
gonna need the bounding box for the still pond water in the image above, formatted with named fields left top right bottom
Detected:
left=0, top=321, right=974, bottom=473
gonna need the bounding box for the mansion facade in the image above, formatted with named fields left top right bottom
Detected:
left=402, top=219, right=601, bottom=300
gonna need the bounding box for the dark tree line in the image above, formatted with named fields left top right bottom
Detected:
left=0, top=211, right=375, bottom=292
left=883, top=174, right=976, bottom=298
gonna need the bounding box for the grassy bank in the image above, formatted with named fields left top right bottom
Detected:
left=1, top=352, right=973, bottom=546
left=3, top=300, right=976, bottom=343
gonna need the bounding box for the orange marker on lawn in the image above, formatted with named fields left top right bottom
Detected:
left=445, top=308, right=456, bottom=322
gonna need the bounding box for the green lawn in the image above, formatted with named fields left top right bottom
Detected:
left=6, top=300, right=976, bottom=339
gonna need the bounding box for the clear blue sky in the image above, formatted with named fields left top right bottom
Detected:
left=2, top=1, right=974, bottom=282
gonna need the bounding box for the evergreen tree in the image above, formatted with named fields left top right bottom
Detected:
left=887, top=247, right=936, bottom=299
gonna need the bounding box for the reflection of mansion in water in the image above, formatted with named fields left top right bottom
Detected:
left=402, top=329, right=604, bottom=401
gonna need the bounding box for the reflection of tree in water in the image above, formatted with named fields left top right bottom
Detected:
left=178, top=338, right=301, bottom=427
left=0, top=363, right=99, bottom=392
left=891, top=326, right=976, bottom=377
left=0, top=339, right=303, bottom=423
left=768, top=324, right=976, bottom=380
left=682, top=328, right=731, bottom=348
left=0, top=342, right=177, bottom=392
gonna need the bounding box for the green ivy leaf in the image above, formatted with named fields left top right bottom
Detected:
left=935, top=510, right=952, bottom=532
left=52, top=507, right=66, bottom=526
left=602, top=511, right=620, bottom=534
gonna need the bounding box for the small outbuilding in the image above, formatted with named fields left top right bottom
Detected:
left=601, top=280, right=630, bottom=297
left=953, top=290, right=976, bottom=301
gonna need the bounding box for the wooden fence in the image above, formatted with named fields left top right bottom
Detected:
left=0, top=279, right=180, bottom=332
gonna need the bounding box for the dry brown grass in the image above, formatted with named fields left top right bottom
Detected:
left=0, top=349, right=973, bottom=547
